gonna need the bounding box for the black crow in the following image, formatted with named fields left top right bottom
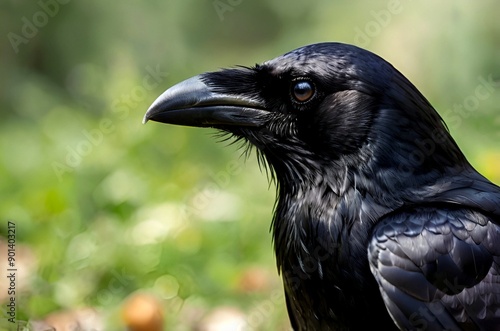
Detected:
left=144, top=43, right=500, bottom=330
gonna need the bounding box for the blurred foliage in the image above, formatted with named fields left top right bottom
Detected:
left=0, top=0, right=499, bottom=330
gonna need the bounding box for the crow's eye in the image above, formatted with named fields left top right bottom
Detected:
left=291, top=80, right=315, bottom=103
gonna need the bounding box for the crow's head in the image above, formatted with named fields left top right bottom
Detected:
left=145, top=43, right=467, bottom=189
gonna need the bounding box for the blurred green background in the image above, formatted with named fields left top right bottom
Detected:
left=1, top=0, right=499, bottom=330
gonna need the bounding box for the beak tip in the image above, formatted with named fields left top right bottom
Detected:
left=144, top=98, right=162, bottom=124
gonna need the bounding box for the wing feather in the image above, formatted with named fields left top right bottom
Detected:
left=369, top=206, right=500, bottom=330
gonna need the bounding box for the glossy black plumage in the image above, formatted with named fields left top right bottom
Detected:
left=144, top=43, right=500, bottom=330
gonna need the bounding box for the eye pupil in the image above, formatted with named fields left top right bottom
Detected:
left=292, top=80, right=314, bottom=102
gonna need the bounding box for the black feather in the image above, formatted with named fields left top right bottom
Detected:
left=148, top=42, right=500, bottom=330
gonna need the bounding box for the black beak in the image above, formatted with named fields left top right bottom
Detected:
left=144, top=75, right=267, bottom=127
